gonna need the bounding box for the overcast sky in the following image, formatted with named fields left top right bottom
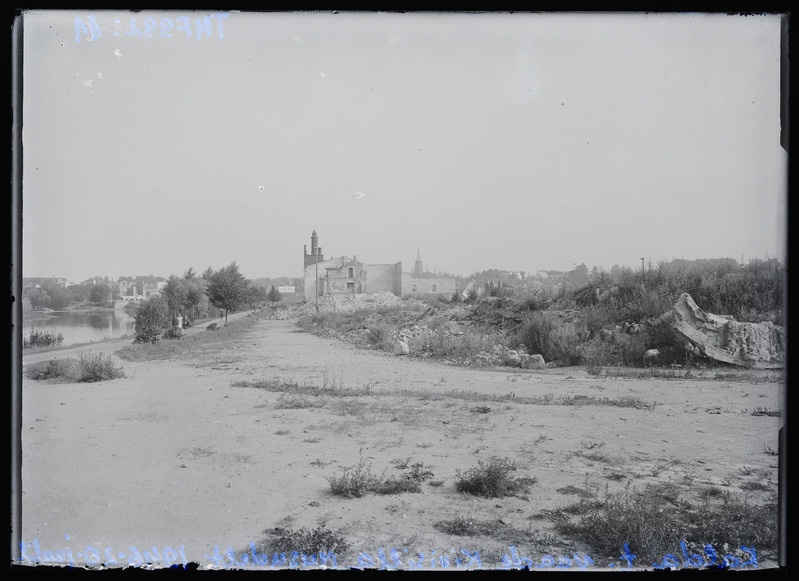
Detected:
left=20, top=11, right=787, bottom=282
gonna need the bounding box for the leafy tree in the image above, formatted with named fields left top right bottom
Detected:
left=246, top=283, right=268, bottom=310
left=201, top=266, right=215, bottom=280
left=25, top=287, right=51, bottom=308
left=133, top=295, right=171, bottom=343
left=184, top=267, right=196, bottom=279
left=162, top=275, right=189, bottom=321
left=47, top=286, right=71, bottom=309
left=266, top=285, right=282, bottom=307
left=185, top=277, right=210, bottom=322
left=206, top=262, right=249, bottom=323
left=89, top=282, right=111, bottom=304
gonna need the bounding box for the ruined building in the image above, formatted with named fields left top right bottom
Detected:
left=302, top=230, right=457, bottom=301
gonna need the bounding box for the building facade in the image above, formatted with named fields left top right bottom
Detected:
left=302, top=231, right=456, bottom=301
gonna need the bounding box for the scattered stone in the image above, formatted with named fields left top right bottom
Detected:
left=522, top=354, right=546, bottom=369
left=394, top=340, right=409, bottom=355
left=643, top=349, right=660, bottom=365
left=505, top=350, right=521, bottom=366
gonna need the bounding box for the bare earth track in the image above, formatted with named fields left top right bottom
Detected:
left=19, top=316, right=782, bottom=570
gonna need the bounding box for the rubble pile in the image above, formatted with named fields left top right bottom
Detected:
left=299, top=292, right=426, bottom=314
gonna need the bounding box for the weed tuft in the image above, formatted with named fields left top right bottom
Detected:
left=256, top=525, right=348, bottom=556
left=454, top=456, right=536, bottom=498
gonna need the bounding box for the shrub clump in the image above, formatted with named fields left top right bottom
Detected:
left=256, top=525, right=348, bottom=556
left=25, top=351, right=125, bottom=383
left=454, top=456, right=536, bottom=498
left=22, top=330, right=65, bottom=349
left=77, top=351, right=126, bottom=382
left=516, top=312, right=585, bottom=366
left=326, top=457, right=380, bottom=498
left=133, top=295, right=171, bottom=344
left=25, top=358, right=79, bottom=381
left=326, top=454, right=424, bottom=498
left=366, top=322, right=393, bottom=350
left=550, top=484, right=778, bottom=566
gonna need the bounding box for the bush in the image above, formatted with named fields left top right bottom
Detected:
left=76, top=351, right=126, bottom=382
left=162, top=327, right=183, bottom=340
left=552, top=485, right=777, bottom=567
left=25, top=358, right=79, bottom=381
left=454, top=456, right=535, bottom=498
left=133, top=295, right=171, bottom=344
left=256, top=525, right=348, bottom=556
left=516, top=311, right=586, bottom=366
left=25, top=351, right=125, bottom=382
left=366, top=322, right=393, bottom=350
left=326, top=457, right=380, bottom=498
left=22, top=330, right=64, bottom=349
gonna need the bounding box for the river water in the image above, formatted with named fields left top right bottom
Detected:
left=23, top=309, right=136, bottom=347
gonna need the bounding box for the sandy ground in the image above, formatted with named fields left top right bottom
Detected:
left=16, top=315, right=784, bottom=571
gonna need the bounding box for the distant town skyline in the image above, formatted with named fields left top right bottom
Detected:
left=19, top=11, right=787, bottom=286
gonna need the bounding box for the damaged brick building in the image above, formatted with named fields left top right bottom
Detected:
left=302, top=230, right=456, bottom=301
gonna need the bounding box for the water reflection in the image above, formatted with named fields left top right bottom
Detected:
left=24, top=309, right=136, bottom=347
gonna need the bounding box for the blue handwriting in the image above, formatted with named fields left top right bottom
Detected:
left=75, top=13, right=230, bottom=43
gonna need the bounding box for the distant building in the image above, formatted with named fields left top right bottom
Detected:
left=22, top=276, right=70, bottom=289
left=302, top=231, right=456, bottom=301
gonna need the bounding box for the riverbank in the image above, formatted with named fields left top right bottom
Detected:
left=19, top=310, right=256, bottom=363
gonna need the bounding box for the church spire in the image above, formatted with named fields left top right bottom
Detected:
left=413, top=249, right=424, bottom=277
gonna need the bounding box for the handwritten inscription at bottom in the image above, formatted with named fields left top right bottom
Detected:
left=18, top=537, right=759, bottom=571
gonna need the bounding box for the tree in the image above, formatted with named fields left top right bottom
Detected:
left=184, top=267, right=196, bottom=279
left=25, top=287, right=51, bottom=308
left=185, top=277, right=210, bottom=322
left=206, top=262, right=249, bottom=324
left=89, top=282, right=111, bottom=304
left=162, top=275, right=189, bottom=322
left=201, top=266, right=215, bottom=280
left=133, top=295, right=171, bottom=343
left=246, top=283, right=268, bottom=310
left=266, top=285, right=282, bottom=307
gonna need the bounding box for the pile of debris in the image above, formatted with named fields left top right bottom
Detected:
left=299, top=292, right=427, bottom=314
left=268, top=307, right=294, bottom=320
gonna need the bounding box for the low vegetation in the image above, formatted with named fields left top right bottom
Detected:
left=118, top=312, right=265, bottom=361
left=297, top=258, right=784, bottom=372
left=22, top=330, right=64, bottom=349
left=25, top=351, right=126, bottom=383
left=255, top=525, right=348, bottom=556
left=454, top=456, right=536, bottom=498
left=546, top=483, right=778, bottom=566
left=326, top=453, right=425, bottom=498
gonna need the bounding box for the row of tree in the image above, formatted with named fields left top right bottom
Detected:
left=133, top=262, right=283, bottom=343
left=22, top=280, right=116, bottom=310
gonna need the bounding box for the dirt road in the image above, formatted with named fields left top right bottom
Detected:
left=17, top=316, right=783, bottom=570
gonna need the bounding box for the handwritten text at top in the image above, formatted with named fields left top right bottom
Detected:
left=74, top=13, right=230, bottom=43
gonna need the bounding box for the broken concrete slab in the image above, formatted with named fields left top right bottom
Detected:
left=667, top=292, right=784, bottom=369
